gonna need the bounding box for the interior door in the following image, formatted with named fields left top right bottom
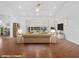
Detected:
left=13, top=23, right=19, bottom=37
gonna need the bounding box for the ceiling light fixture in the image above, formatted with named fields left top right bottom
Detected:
left=36, top=3, right=41, bottom=13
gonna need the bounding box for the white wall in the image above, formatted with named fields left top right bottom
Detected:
left=55, top=2, right=79, bottom=45
left=65, top=16, right=79, bottom=45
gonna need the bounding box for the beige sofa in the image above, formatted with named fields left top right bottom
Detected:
left=16, top=33, right=57, bottom=43
left=23, top=34, right=51, bottom=43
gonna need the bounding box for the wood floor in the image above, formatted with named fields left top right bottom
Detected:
left=0, top=37, right=79, bottom=58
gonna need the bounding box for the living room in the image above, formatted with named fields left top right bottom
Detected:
left=0, top=0, right=79, bottom=58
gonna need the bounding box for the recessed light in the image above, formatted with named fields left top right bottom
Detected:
left=36, top=8, right=40, bottom=12
left=18, top=5, right=22, bottom=8
left=53, top=6, right=56, bottom=9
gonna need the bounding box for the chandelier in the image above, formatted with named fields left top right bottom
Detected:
left=35, top=3, right=41, bottom=15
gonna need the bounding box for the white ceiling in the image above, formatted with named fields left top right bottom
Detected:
left=0, top=1, right=66, bottom=18
left=0, top=1, right=79, bottom=19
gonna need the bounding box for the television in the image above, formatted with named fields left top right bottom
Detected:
left=57, top=23, right=64, bottom=30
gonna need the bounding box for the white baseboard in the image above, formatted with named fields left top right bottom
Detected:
left=67, top=39, right=79, bottom=45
